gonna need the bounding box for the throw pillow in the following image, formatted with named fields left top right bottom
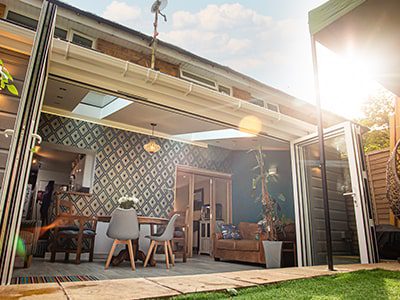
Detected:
left=220, top=224, right=241, bottom=240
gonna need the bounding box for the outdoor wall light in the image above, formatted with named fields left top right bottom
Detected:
left=144, top=123, right=161, bottom=154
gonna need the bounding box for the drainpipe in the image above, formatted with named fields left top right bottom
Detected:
left=310, top=35, right=334, bottom=271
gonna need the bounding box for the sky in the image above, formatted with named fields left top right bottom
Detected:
left=62, top=0, right=378, bottom=119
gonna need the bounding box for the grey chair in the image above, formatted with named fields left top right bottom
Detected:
left=105, top=208, right=139, bottom=270
left=144, top=214, right=179, bottom=269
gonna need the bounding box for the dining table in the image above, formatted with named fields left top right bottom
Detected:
left=97, top=215, right=169, bottom=267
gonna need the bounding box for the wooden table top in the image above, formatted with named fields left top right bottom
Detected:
left=97, top=215, right=168, bottom=225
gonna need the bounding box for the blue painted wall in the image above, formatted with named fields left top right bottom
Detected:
left=230, top=150, right=294, bottom=225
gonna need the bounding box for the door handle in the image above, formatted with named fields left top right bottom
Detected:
left=343, top=192, right=358, bottom=207
left=31, top=133, right=42, bottom=144
left=1, top=129, right=14, bottom=138
left=343, top=192, right=355, bottom=197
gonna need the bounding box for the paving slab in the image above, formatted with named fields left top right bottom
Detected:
left=60, top=277, right=179, bottom=300
left=148, top=273, right=253, bottom=294
left=0, top=282, right=67, bottom=300
left=217, top=269, right=309, bottom=285
left=1, top=262, right=399, bottom=299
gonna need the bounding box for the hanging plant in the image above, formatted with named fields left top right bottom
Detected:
left=0, top=59, right=19, bottom=96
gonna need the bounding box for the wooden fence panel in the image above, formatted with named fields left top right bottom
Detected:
left=366, top=149, right=391, bottom=225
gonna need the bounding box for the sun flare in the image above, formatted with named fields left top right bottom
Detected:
left=317, top=44, right=382, bottom=119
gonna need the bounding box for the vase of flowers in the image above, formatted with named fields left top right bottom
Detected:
left=117, top=195, right=139, bottom=210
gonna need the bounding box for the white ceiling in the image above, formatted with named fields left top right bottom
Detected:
left=44, top=78, right=289, bottom=151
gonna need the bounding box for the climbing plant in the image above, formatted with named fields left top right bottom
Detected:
left=0, top=59, right=18, bottom=96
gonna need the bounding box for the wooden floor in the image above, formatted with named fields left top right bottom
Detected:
left=3, top=262, right=400, bottom=299
left=12, top=255, right=263, bottom=280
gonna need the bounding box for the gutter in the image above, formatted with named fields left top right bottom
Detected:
left=0, top=20, right=317, bottom=140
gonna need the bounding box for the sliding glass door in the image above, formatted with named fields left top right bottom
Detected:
left=291, top=122, right=378, bottom=266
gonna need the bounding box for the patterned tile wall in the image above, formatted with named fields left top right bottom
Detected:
left=38, top=113, right=232, bottom=218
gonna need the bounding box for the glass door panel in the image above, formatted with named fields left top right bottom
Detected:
left=214, top=178, right=230, bottom=224
left=292, top=122, right=377, bottom=266
left=174, top=170, right=194, bottom=256
left=301, top=133, right=360, bottom=265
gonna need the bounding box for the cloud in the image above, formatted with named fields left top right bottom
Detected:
left=101, top=1, right=141, bottom=23
left=159, top=3, right=313, bottom=100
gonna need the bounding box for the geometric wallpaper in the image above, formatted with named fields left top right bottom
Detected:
left=38, top=113, right=232, bottom=218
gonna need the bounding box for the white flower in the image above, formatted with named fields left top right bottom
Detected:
left=118, top=195, right=139, bottom=204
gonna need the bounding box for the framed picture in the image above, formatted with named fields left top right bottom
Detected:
left=194, top=188, right=204, bottom=211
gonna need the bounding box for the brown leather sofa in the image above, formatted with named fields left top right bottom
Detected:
left=213, top=222, right=265, bottom=264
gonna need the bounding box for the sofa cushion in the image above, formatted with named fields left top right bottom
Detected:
left=238, top=222, right=259, bottom=240
left=234, top=240, right=260, bottom=251
left=216, top=239, right=236, bottom=250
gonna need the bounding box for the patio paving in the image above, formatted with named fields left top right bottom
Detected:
left=12, top=255, right=263, bottom=280
left=2, top=261, right=399, bottom=299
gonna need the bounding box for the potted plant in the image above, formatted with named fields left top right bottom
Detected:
left=117, top=195, right=139, bottom=210
left=250, top=147, right=284, bottom=268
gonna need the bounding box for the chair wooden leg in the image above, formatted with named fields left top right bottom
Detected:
left=127, top=240, right=136, bottom=271
left=105, top=240, right=117, bottom=269
left=50, top=249, right=56, bottom=262
left=144, top=240, right=155, bottom=267
left=164, top=241, right=170, bottom=269
left=24, top=255, right=33, bottom=268
left=50, top=237, right=57, bottom=262
left=167, top=241, right=175, bottom=266
left=89, top=238, right=95, bottom=262
left=75, top=236, right=83, bottom=265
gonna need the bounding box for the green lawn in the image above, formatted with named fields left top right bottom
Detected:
left=172, top=269, right=400, bottom=300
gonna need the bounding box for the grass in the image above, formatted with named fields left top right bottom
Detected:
left=172, top=269, right=400, bottom=300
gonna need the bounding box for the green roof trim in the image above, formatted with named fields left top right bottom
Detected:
left=308, top=0, right=366, bottom=35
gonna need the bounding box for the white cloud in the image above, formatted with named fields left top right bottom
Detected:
left=163, top=4, right=306, bottom=70
left=102, top=1, right=141, bottom=23
left=163, top=3, right=314, bottom=101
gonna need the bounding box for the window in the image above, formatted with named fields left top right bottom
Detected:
left=266, top=102, right=279, bottom=113
left=218, top=85, right=231, bottom=96
left=54, top=27, right=68, bottom=40
left=6, top=11, right=67, bottom=40
left=249, top=98, right=265, bottom=108
left=249, top=98, right=280, bottom=113
left=181, top=70, right=217, bottom=89
left=6, top=11, right=37, bottom=30
left=72, top=33, right=94, bottom=48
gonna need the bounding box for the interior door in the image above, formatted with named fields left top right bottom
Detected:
left=210, top=177, right=232, bottom=255
left=0, top=1, right=56, bottom=284
left=291, top=122, right=378, bottom=267
left=174, top=170, right=194, bottom=257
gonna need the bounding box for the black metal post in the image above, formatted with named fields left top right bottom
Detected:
left=310, top=36, right=334, bottom=271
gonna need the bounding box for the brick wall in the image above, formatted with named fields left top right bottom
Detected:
left=0, top=4, right=6, bottom=18
left=232, top=87, right=251, bottom=101
left=96, top=38, right=180, bottom=77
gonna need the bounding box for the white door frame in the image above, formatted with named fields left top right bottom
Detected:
left=291, top=121, right=377, bottom=266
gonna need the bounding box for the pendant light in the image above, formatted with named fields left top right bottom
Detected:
left=144, top=123, right=161, bottom=154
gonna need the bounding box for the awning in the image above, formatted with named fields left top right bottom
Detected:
left=309, top=0, right=400, bottom=96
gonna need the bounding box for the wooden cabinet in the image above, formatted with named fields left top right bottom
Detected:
left=174, top=165, right=232, bottom=258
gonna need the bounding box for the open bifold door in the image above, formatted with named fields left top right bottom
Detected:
left=291, top=121, right=378, bottom=267
left=0, top=1, right=56, bottom=284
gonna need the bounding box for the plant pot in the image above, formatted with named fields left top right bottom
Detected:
left=262, top=241, right=283, bottom=268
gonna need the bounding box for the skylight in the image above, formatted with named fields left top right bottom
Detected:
left=72, top=91, right=132, bottom=119
left=173, top=129, right=256, bottom=141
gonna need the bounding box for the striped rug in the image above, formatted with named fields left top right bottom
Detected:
left=11, top=275, right=99, bottom=284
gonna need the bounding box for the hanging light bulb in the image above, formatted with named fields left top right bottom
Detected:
left=144, top=123, right=161, bottom=154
